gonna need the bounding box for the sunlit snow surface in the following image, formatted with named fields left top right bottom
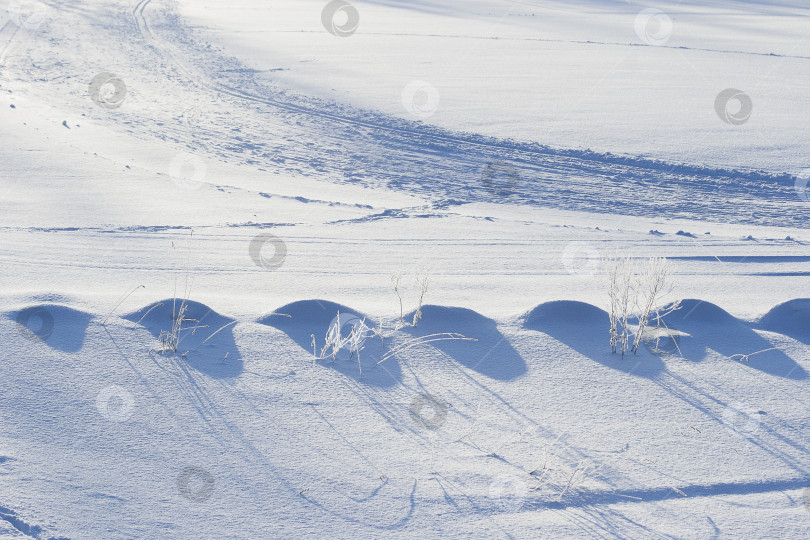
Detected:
left=0, top=0, right=809, bottom=538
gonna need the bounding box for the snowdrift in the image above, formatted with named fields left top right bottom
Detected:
left=404, top=305, right=527, bottom=381
left=758, top=298, right=810, bottom=345
left=659, top=300, right=807, bottom=379
left=6, top=303, right=93, bottom=353
left=522, top=300, right=665, bottom=377
left=258, top=300, right=396, bottom=387
left=123, top=299, right=241, bottom=377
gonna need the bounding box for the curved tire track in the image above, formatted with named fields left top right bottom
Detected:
left=129, top=0, right=801, bottom=228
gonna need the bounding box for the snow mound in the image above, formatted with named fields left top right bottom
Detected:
left=405, top=305, right=527, bottom=381
left=124, top=298, right=234, bottom=331
left=522, top=301, right=665, bottom=376
left=658, top=299, right=737, bottom=325
left=259, top=300, right=397, bottom=386
left=408, top=304, right=489, bottom=325
left=659, top=300, right=807, bottom=379
left=758, top=299, right=810, bottom=344
left=258, top=299, right=369, bottom=355
left=6, top=304, right=93, bottom=353
left=258, top=299, right=361, bottom=328
left=522, top=300, right=609, bottom=328
left=124, top=299, right=240, bottom=376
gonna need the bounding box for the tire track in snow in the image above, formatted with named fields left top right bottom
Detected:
left=0, top=504, right=52, bottom=539
left=130, top=0, right=804, bottom=228
left=262, top=29, right=810, bottom=62
left=0, top=20, right=22, bottom=66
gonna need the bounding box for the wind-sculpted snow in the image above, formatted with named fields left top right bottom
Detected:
left=1, top=295, right=810, bottom=537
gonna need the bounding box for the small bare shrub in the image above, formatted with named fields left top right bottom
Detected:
left=604, top=254, right=678, bottom=356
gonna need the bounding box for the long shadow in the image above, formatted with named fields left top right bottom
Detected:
left=523, top=300, right=665, bottom=378
left=258, top=300, right=401, bottom=388
left=661, top=300, right=807, bottom=380
left=123, top=299, right=242, bottom=378
left=8, top=304, right=93, bottom=353
left=757, top=298, right=810, bottom=346
left=536, top=476, right=810, bottom=511
left=403, top=305, right=527, bottom=381
left=652, top=370, right=810, bottom=478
